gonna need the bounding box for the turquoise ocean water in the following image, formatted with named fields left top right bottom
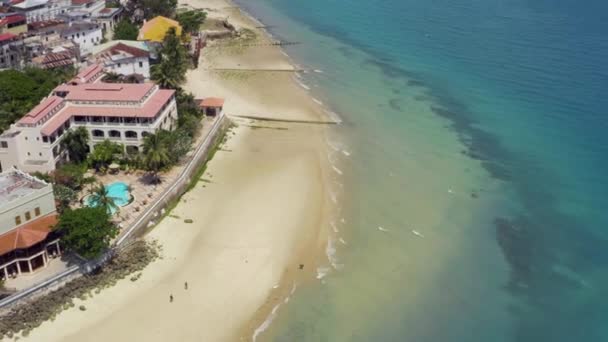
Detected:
left=234, top=0, right=608, bottom=341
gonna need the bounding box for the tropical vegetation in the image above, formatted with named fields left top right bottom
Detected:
left=0, top=68, right=74, bottom=131
left=124, top=0, right=177, bottom=21
left=151, top=27, right=189, bottom=90
left=89, top=183, right=119, bottom=214
left=61, top=127, right=90, bottom=163
left=176, top=9, right=207, bottom=34
left=113, top=19, right=139, bottom=40
left=54, top=207, right=118, bottom=259
left=88, top=140, right=124, bottom=171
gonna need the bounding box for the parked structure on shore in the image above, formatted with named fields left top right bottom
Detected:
left=0, top=168, right=61, bottom=281
left=0, top=63, right=178, bottom=173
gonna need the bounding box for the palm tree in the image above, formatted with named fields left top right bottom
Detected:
left=102, top=72, right=123, bottom=83
left=90, top=183, right=118, bottom=214
left=61, top=127, right=90, bottom=163
left=142, top=132, right=170, bottom=183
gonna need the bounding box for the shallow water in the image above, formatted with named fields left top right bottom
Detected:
left=235, top=0, right=608, bottom=341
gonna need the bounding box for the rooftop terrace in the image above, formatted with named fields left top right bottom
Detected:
left=0, top=169, right=49, bottom=207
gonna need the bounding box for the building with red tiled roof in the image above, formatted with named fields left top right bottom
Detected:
left=90, top=41, right=150, bottom=79
left=0, top=64, right=178, bottom=173
left=199, top=97, right=225, bottom=116
left=0, top=168, right=61, bottom=280
left=0, top=14, right=27, bottom=35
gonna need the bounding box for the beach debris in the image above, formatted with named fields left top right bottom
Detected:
left=170, top=294, right=174, bottom=303
left=471, top=191, right=479, bottom=199
left=185, top=282, right=188, bottom=290
left=412, top=230, right=424, bottom=238
left=339, top=238, right=347, bottom=245
left=378, top=226, right=390, bottom=232
left=299, top=264, right=304, bottom=270
left=79, top=305, right=86, bottom=311
left=448, top=188, right=454, bottom=194
left=273, top=284, right=279, bottom=289
left=184, top=219, right=194, bottom=223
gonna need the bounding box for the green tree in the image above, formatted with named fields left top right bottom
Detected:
left=54, top=163, right=87, bottom=190
left=0, top=68, right=73, bottom=131
left=89, top=183, right=118, bottom=214
left=61, top=127, right=90, bottom=163
left=142, top=131, right=171, bottom=182
left=113, top=19, right=139, bottom=40
left=53, top=184, right=77, bottom=213
left=88, top=140, right=124, bottom=171
left=151, top=27, right=188, bottom=90
left=176, top=9, right=207, bottom=34
left=102, top=72, right=123, bottom=83
left=125, top=0, right=177, bottom=21
left=54, top=207, right=118, bottom=259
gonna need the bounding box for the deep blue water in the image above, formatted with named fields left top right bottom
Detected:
left=236, top=0, right=608, bottom=340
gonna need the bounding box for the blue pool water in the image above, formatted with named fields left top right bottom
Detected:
left=234, top=0, right=608, bottom=341
left=85, top=182, right=131, bottom=214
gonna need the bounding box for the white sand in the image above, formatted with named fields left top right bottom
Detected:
left=13, top=1, right=333, bottom=341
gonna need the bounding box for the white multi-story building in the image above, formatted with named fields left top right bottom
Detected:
left=90, top=41, right=150, bottom=79
left=10, top=0, right=71, bottom=23
left=60, top=21, right=102, bottom=56
left=0, top=64, right=178, bottom=173
left=0, top=168, right=61, bottom=280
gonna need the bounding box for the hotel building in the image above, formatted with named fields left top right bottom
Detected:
left=0, top=63, right=178, bottom=173
left=0, top=168, right=61, bottom=280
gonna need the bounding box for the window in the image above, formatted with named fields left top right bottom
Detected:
left=15, top=216, right=21, bottom=225
left=0, top=141, right=7, bottom=148
left=25, top=211, right=31, bottom=221
left=117, top=63, right=121, bottom=68
left=139, top=61, right=143, bottom=68
left=35, top=207, right=41, bottom=216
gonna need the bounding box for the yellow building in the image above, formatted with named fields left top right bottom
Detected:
left=138, top=16, right=183, bottom=42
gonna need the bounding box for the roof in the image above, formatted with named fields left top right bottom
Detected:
left=11, top=0, right=48, bottom=9
left=89, top=39, right=149, bottom=56
left=0, top=213, right=57, bottom=256
left=61, top=22, right=100, bottom=36
left=0, top=14, right=26, bottom=26
left=18, top=96, right=64, bottom=125
left=93, top=42, right=149, bottom=63
left=0, top=32, right=16, bottom=42
left=71, top=63, right=104, bottom=84
left=94, top=7, right=121, bottom=17
left=63, top=82, right=156, bottom=102
left=28, top=19, right=65, bottom=31
left=200, top=97, right=225, bottom=107
left=0, top=169, right=49, bottom=205
left=138, top=16, right=182, bottom=42
left=71, top=0, right=95, bottom=5
left=40, top=88, right=175, bottom=135
left=31, top=50, right=76, bottom=69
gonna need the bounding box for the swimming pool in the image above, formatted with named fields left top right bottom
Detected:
left=85, top=182, right=132, bottom=214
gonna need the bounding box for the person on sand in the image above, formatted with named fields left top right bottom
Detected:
left=170, top=294, right=174, bottom=303
left=185, top=282, right=188, bottom=290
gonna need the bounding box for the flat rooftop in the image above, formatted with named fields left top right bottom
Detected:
left=0, top=169, right=49, bottom=206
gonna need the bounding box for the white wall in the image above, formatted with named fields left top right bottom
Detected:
left=0, top=178, right=55, bottom=236
left=104, top=56, right=150, bottom=79
left=62, top=26, right=103, bottom=55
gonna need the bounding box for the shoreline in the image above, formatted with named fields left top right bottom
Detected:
left=7, top=0, right=340, bottom=341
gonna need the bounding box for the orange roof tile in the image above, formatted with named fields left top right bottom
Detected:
left=0, top=213, right=57, bottom=256
left=200, top=97, right=225, bottom=108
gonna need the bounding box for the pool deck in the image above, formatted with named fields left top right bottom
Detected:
left=76, top=116, right=217, bottom=233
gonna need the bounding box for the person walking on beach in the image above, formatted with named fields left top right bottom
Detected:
left=185, top=282, right=188, bottom=290
left=170, top=294, right=174, bottom=303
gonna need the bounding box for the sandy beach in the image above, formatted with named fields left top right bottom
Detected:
left=12, top=1, right=335, bottom=341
